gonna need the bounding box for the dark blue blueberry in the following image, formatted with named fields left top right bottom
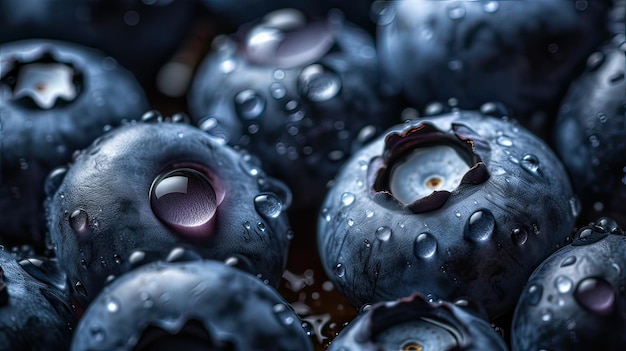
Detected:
left=0, top=0, right=196, bottom=81
left=71, top=259, right=313, bottom=351
left=375, top=0, right=611, bottom=132
left=317, top=110, right=576, bottom=319
left=511, top=217, right=626, bottom=350
left=188, top=9, right=399, bottom=208
left=0, top=247, right=76, bottom=351
left=553, top=35, right=626, bottom=226
left=0, top=39, right=148, bottom=251
left=45, top=116, right=293, bottom=309
left=327, top=293, right=507, bottom=351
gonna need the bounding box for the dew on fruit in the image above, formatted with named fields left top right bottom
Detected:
left=541, top=309, right=553, bottom=322
left=75, top=280, right=87, bottom=296
left=555, top=275, right=574, bottom=294
left=272, top=303, right=296, bottom=326
left=270, top=82, right=286, bottom=99
left=375, top=226, right=392, bottom=241
left=446, top=2, right=466, bottom=19
left=104, top=296, right=120, bottom=313
left=413, top=232, right=437, bottom=258
left=150, top=168, right=218, bottom=236
left=334, top=263, right=345, bottom=278
left=496, top=136, right=513, bottom=147
left=165, top=247, right=186, bottom=262
left=586, top=51, right=605, bottom=70
left=254, top=193, right=282, bottom=219
left=128, top=250, right=146, bottom=265
left=483, top=1, right=500, bottom=13
left=561, top=256, right=577, bottom=267
left=464, top=210, right=495, bottom=242
left=527, top=284, right=543, bottom=306
left=89, top=325, right=106, bottom=343
left=511, top=228, right=528, bottom=246
left=69, top=209, right=90, bottom=236
left=235, top=89, right=266, bottom=120
left=574, top=277, right=615, bottom=315
left=569, top=196, right=581, bottom=217
left=299, top=64, right=341, bottom=102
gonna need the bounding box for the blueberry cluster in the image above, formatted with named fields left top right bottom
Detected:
left=0, top=1, right=624, bottom=350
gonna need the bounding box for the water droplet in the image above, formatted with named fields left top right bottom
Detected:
left=334, top=263, right=345, bottom=278
left=541, top=309, right=553, bottom=322
left=75, top=281, right=87, bottom=296
left=150, top=168, right=217, bottom=237
left=555, top=275, right=573, bottom=293
left=414, top=233, right=437, bottom=258
left=496, top=136, right=513, bottom=147
left=483, top=1, right=499, bottom=12
left=128, top=251, right=145, bottom=265
left=511, top=228, right=528, bottom=246
left=104, top=296, right=120, bottom=313
left=269, top=82, right=286, bottom=99
left=347, top=218, right=354, bottom=227
left=273, top=303, right=295, bottom=325
left=69, top=209, right=90, bottom=236
left=527, top=284, right=543, bottom=305
left=586, top=51, right=605, bottom=71
left=447, top=3, right=466, bottom=19
left=464, top=210, right=495, bottom=242
left=561, top=256, right=576, bottom=267
left=375, top=226, right=392, bottom=241
left=257, top=222, right=266, bottom=231
left=90, top=325, right=106, bottom=342
left=424, top=102, right=444, bottom=115
left=569, top=196, right=581, bottom=217
left=574, top=277, right=615, bottom=315
left=254, top=193, right=282, bottom=219
left=273, top=69, right=285, bottom=80
left=356, top=125, right=377, bottom=144
left=299, top=64, right=341, bottom=102
left=365, top=209, right=374, bottom=218
left=340, top=192, right=356, bottom=206
left=235, top=89, right=266, bottom=119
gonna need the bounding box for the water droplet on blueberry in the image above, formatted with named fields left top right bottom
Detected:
left=254, top=193, right=283, bottom=219
left=413, top=232, right=437, bottom=258
left=574, top=277, right=615, bottom=315
left=464, top=210, right=495, bottom=242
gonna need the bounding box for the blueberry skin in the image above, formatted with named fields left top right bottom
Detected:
left=317, top=110, right=576, bottom=319
left=0, top=39, right=148, bottom=250
left=0, top=0, right=196, bottom=81
left=511, top=217, right=626, bottom=350
left=327, top=293, right=508, bottom=351
left=376, top=0, right=611, bottom=123
left=188, top=9, right=398, bottom=208
left=553, top=35, right=626, bottom=226
left=0, top=247, right=76, bottom=351
left=45, top=118, right=292, bottom=309
left=71, top=259, right=313, bottom=351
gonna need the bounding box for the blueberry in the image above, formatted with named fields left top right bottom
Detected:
left=0, top=0, right=196, bottom=81
left=45, top=115, right=293, bottom=309
left=188, top=9, right=399, bottom=208
left=0, top=39, right=149, bottom=250
left=511, top=217, right=626, bottom=350
left=327, top=293, right=507, bottom=351
left=71, top=259, right=313, bottom=351
left=553, top=35, right=626, bottom=226
left=375, top=0, right=611, bottom=131
left=0, top=247, right=76, bottom=351
left=317, top=110, right=576, bottom=319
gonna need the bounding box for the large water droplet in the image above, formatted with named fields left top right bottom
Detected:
left=254, top=193, right=282, bottom=219
left=464, top=210, right=495, bottom=242
left=298, top=64, right=341, bottom=102
left=483, top=1, right=499, bottom=12
left=128, top=250, right=145, bottom=265
left=150, top=168, right=218, bottom=238
left=555, top=275, right=573, bottom=293
left=447, top=2, right=466, bottom=19
left=574, top=277, right=615, bottom=315
left=520, top=154, right=540, bottom=175
left=375, top=226, right=392, bottom=241
left=235, top=89, right=266, bottom=119
left=496, top=136, right=513, bottom=147
left=69, top=209, right=90, bottom=236
left=413, top=232, right=437, bottom=258
left=340, top=192, right=356, bottom=206
left=527, top=284, right=543, bottom=305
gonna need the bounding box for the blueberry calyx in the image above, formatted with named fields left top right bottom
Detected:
left=370, top=122, right=490, bottom=213
left=1, top=50, right=82, bottom=109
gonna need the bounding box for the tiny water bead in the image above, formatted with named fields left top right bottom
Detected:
left=150, top=168, right=218, bottom=238
left=375, top=226, right=392, bottom=241
left=413, top=233, right=437, bottom=258
left=554, top=275, right=574, bottom=294
left=254, top=193, right=283, bottom=219
left=389, top=145, right=470, bottom=205
left=235, top=89, right=266, bottom=120
left=69, top=209, right=90, bottom=236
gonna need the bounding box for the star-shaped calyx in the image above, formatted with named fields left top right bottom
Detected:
left=13, top=63, right=77, bottom=109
